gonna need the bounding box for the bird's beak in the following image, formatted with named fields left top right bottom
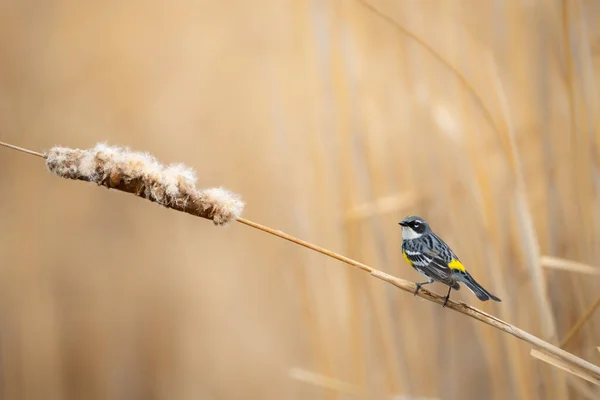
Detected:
left=398, top=221, right=407, bottom=227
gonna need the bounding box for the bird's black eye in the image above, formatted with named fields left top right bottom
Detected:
left=413, top=221, right=420, bottom=227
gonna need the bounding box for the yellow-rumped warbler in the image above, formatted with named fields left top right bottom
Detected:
left=399, top=216, right=501, bottom=307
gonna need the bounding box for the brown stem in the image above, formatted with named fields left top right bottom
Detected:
left=235, top=219, right=600, bottom=380
left=560, top=296, right=600, bottom=348
left=0, top=140, right=46, bottom=158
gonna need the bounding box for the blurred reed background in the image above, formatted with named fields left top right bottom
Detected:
left=0, top=0, right=599, bottom=399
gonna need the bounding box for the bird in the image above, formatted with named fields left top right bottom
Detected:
left=399, top=215, right=501, bottom=307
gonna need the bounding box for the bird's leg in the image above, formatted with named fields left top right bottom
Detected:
left=414, top=278, right=434, bottom=296
left=442, top=286, right=452, bottom=308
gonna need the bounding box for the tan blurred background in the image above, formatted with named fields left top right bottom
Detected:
left=1, top=0, right=600, bottom=399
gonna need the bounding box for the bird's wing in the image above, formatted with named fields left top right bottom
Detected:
left=405, top=247, right=455, bottom=286
left=430, top=232, right=461, bottom=261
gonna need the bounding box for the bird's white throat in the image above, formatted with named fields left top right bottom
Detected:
left=402, top=226, right=423, bottom=240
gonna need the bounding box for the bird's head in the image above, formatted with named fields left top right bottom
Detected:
left=398, top=216, right=431, bottom=239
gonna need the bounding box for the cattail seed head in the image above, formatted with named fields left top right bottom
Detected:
left=45, top=144, right=244, bottom=225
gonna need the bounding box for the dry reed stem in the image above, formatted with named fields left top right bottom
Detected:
left=560, top=296, right=600, bottom=348
left=2, top=140, right=600, bottom=384
left=487, top=52, right=569, bottom=397
left=565, top=375, right=600, bottom=400
left=337, top=4, right=408, bottom=393
left=289, top=368, right=441, bottom=400
left=288, top=368, right=365, bottom=397
left=531, top=349, right=600, bottom=386
left=541, top=256, right=600, bottom=275
left=487, top=53, right=559, bottom=342
left=344, top=192, right=419, bottom=221
left=355, top=0, right=500, bottom=138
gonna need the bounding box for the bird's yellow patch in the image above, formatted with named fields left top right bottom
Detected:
left=448, top=259, right=466, bottom=272
left=402, top=251, right=412, bottom=266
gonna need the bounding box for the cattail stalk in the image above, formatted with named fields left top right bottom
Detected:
left=1, top=140, right=600, bottom=385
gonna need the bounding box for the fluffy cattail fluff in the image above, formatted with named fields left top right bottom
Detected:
left=45, top=143, right=244, bottom=225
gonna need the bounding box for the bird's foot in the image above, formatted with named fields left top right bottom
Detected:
left=413, top=283, right=421, bottom=296
left=442, top=295, right=450, bottom=308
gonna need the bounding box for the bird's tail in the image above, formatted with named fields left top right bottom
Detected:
left=460, top=272, right=501, bottom=302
